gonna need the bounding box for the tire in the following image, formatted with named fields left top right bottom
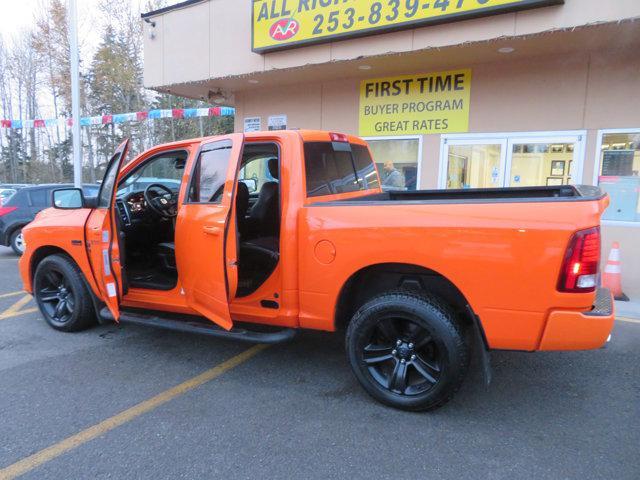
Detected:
left=346, top=290, right=469, bottom=412
left=10, top=228, right=25, bottom=256
left=33, top=254, right=96, bottom=332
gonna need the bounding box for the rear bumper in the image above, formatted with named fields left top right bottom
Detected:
left=539, top=288, right=615, bottom=351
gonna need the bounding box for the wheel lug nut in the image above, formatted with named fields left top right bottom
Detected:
left=410, top=354, right=416, bottom=361
left=392, top=349, right=397, bottom=355
left=408, top=343, right=414, bottom=349
left=400, top=359, right=406, bottom=364
left=396, top=340, right=402, bottom=346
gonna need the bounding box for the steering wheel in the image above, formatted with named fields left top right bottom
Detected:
left=143, top=183, right=178, bottom=218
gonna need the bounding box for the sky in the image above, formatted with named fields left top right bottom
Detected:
left=1, top=0, right=103, bottom=53
left=0, top=0, right=152, bottom=119
left=0, top=0, right=150, bottom=55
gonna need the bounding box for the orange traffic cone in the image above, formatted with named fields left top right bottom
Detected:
left=602, top=242, right=629, bottom=301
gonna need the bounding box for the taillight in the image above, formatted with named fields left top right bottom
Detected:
left=0, top=206, right=17, bottom=217
left=557, top=227, right=600, bottom=293
left=329, top=132, right=349, bottom=143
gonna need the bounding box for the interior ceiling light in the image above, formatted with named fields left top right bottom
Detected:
left=358, top=65, right=372, bottom=70
left=498, top=47, right=515, bottom=53
left=248, top=79, right=259, bottom=84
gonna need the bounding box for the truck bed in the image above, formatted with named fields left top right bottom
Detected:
left=315, top=185, right=605, bottom=205
left=299, top=183, right=610, bottom=350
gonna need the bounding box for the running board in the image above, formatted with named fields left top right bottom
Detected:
left=98, top=307, right=297, bottom=344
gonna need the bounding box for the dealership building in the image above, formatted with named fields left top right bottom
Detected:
left=142, top=0, right=640, bottom=300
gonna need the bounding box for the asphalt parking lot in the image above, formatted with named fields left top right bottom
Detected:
left=0, top=246, right=638, bottom=479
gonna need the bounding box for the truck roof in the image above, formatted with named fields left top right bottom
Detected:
left=137, top=130, right=367, bottom=151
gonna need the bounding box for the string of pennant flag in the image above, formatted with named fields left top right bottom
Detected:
left=0, top=106, right=235, bottom=130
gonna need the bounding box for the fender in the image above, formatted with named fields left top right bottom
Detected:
left=19, top=207, right=100, bottom=299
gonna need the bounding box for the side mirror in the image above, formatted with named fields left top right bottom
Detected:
left=52, top=188, right=85, bottom=209
left=241, top=178, right=258, bottom=193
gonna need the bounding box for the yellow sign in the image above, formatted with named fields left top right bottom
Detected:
left=359, top=69, right=471, bottom=136
left=252, top=0, right=563, bottom=53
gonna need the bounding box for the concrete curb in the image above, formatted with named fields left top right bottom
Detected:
left=615, top=300, right=640, bottom=320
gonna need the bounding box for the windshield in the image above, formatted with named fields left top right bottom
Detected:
left=117, top=152, right=186, bottom=196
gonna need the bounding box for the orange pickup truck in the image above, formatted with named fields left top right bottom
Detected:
left=19, top=130, right=614, bottom=411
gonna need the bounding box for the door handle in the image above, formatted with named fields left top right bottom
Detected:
left=203, top=225, right=222, bottom=235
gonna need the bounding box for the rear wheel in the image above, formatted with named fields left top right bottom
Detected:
left=33, top=254, right=96, bottom=332
left=10, top=229, right=25, bottom=256
left=346, top=290, right=469, bottom=411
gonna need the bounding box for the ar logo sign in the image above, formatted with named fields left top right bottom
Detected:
left=269, top=18, right=299, bottom=41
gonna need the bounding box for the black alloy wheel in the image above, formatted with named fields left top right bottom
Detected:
left=33, top=254, right=96, bottom=332
left=362, top=315, right=443, bottom=396
left=37, top=267, right=76, bottom=325
left=346, top=290, right=469, bottom=411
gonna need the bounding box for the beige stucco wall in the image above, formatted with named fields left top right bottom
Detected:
left=234, top=47, right=640, bottom=150
left=143, top=0, right=640, bottom=88
left=233, top=47, right=640, bottom=298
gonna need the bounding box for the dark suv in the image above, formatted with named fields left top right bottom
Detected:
left=0, top=184, right=99, bottom=255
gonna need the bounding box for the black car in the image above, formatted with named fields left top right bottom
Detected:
left=0, top=184, right=99, bottom=255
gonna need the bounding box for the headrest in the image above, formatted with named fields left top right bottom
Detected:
left=237, top=180, right=249, bottom=196
left=268, top=157, right=279, bottom=180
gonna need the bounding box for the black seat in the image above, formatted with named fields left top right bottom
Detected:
left=247, top=157, right=279, bottom=238
left=157, top=242, right=176, bottom=271
left=236, top=181, right=250, bottom=238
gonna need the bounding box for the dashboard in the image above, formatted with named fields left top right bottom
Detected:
left=126, top=192, right=147, bottom=214
left=115, top=189, right=177, bottom=228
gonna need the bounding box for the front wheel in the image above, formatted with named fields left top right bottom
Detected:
left=33, top=254, right=96, bottom=332
left=346, top=290, right=469, bottom=411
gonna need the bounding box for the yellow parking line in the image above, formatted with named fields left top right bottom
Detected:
left=0, top=291, right=24, bottom=299
left=0, top=308, right=38, bottom=320
left=616, top=317, right=640, bottom=325
left=0, top=343, right=269, bottom=479
left=0, top=295, right=34, bottom=320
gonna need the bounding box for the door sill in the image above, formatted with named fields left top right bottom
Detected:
left=99, top=307, right=297, bottom=344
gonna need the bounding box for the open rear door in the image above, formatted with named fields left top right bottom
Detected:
left=175, top=134, right=243, bottom=330
left=85, top=139, right=130, bottom=321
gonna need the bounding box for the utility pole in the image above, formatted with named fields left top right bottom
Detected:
left=68, top=0, right=82, bottom=187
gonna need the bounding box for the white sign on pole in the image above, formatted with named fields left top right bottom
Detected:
left=268, top=115, right=287, bottom=131
left=244, top=117, right=261, bottom=133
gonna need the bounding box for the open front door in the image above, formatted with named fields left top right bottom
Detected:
left=175, top=134, right=243, bottom=330
left=86, top=139, right=130, bottom=321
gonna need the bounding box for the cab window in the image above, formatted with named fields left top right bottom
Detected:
left=188, top=140, right=232, bottom=203
left=239, top=150, right=279, bottom=194
left=304, top=142, right=379, bottom=197
left=99, top=153, right=123, bottom=208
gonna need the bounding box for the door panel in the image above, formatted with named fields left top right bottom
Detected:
left=175, top=134, right=244, bottom=330
left=86, top=139, right=130, bottom=321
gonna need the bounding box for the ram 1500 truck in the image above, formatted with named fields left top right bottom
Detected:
left=19, top=130, right=614, bottom=411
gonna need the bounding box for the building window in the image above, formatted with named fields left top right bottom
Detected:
left=440, top=132, right=585, bottom=190
left=445, top=142, right=503, bottom=188
left=364, top=136, right=421, bottom=191
left=595, top=129, right=640, bottom=223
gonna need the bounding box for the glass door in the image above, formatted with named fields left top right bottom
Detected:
left=441, top=138, right=507, bottom=189
left=441, top=133, right=584, bottom=189
left=506, top=135, right=582, bottom=187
